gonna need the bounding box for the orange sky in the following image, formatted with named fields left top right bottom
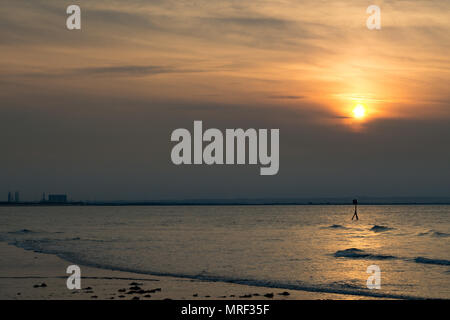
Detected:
left=1, top=0, right=449, bottom=128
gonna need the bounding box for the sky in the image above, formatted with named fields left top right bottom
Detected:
left=1, top=0, right=449, bottom=201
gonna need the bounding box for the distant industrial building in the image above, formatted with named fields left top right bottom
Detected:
left=7, top=191, right=20, bottom=203
left=47, top=194, right=68, bottom=203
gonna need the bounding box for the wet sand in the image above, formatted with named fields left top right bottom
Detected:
left=0, top=242, right=369, bottom=300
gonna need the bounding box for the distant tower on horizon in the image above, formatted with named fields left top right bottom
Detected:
left=42, top=192, right=46, bottom=202
left=15, top=191, right=20, bottom=203
left=8, top=192, right=13, bottom=203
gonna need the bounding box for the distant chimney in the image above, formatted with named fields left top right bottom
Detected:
left=8, top=192, right=13, bottom=203
left=14, top=191, right=20, bottom=203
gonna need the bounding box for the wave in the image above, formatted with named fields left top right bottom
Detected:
left=7, top=229, right=65, bottom=235
left=334, top=248, right=396, bottom=260
left=414, top=257, right=450, bottom=266
left=335, top=248, right=449, bottom=268
left=417, top=230, right=450, bottom=238
left=8, top=229, right=36, bottom=234
left=370, top=225, right=393, bottom=233
left=324, top=224, right=348, bottom=230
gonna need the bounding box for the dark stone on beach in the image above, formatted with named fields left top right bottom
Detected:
left=264, top=293, right=274, bottom=298
left=17, top=293, right=21, bottom=295
left=118, top=288, right=126, bottom=292
left=91, top=296, right=98, bottom=299
left=33, top=283, right=47, bottom=288
left=144, top=295, right=151, bottom=298
left=205, top=295, right=211, bottom=298
left=129, top=282, right=142, bottom=286
left=193, top=293, right=198, bottom=297
left=239, top=294, right=252, bottom=298
left=278, top=291, right=290, bottom=296
left=253, top=293, right=260, bottom=296
left=127, top=291, right=137, bottom=294
left=110, top=297, right=114, bottom=300
left=118, top=295, right=125, bottom=298
left=229, top=295, right=235, bottom=297
left=132, top=296, right=140, bottom=300
left=129, top=286, right=141, bottom=290
left=84, top=287, right=92, bottom=290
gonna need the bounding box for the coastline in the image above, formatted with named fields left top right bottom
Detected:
left=0, top=242, right=368, bottom=300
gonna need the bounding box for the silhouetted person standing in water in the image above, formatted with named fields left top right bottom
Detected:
left=352, top=199, right=359, bottom=220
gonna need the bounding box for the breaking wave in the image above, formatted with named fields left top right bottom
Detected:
left=414, top=257, right=450, bottom=266
left=8, top=229, right=36, bottom=234
left=370, top=225, right=394, bottom=233
left=324, top=224, right=348, bottom=229
left=417, top=230, right=450, bottom=238
left=334, top=248, right=397, bottom=260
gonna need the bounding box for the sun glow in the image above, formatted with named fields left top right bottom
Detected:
left=352, top=104, right=366, bottom=119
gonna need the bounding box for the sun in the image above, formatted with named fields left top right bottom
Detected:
left=352, top=104, right=366, bottom=119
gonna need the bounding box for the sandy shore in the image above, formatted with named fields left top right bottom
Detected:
left=0, top=242, right=364, bottom=300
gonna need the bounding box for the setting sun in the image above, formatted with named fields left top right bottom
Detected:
left=352, top=104, right=366, bottom=119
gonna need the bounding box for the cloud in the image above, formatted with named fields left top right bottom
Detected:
left=72, top=65, right=181, bottom=77
left=268, top=95, right=306, bottom=100
left=4, top=65, right=211, bottom=80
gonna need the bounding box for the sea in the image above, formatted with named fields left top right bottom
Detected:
left=0, top=205, right=449, bottom=299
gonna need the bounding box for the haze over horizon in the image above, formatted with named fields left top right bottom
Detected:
left=1, top=0, right=449, bottom=201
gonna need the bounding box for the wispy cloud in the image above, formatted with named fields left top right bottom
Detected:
left=268, top=95, right=306, bottom=100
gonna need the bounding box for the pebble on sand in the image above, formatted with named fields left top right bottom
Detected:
left=33, top=283, right=47, bottom=288
left=129, top=286, right=141, bottom=290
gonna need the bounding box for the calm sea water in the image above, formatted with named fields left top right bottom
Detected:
left=0, top=205, right=449, bottom=299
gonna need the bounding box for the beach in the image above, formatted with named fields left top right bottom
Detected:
left=0, top=242, right=362, bottom=300
left=0, top=205, right=448, bottom=300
